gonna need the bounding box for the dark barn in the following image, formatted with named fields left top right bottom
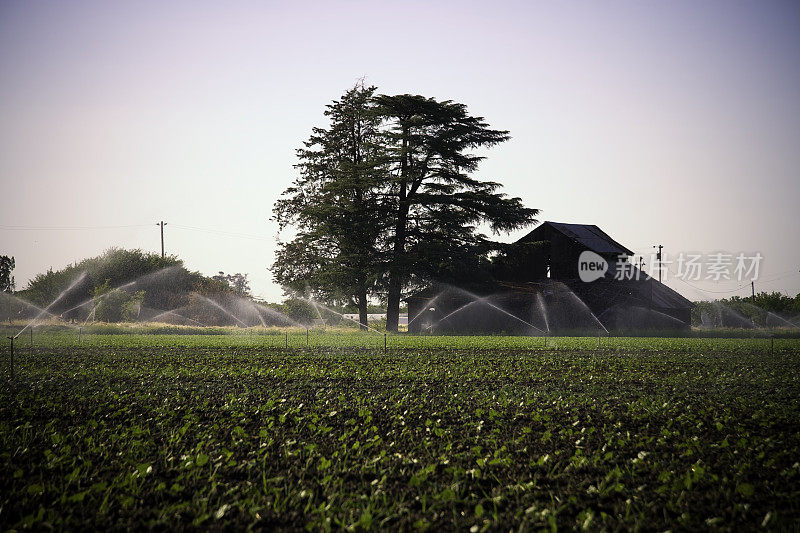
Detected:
left=407, top=221, right=693, bottom=334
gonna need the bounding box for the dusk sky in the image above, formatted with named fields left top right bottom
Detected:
left=2, top=0, right=799, bottom=302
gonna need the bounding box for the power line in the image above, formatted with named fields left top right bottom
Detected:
left=664, top=265, right=800, bottom=295
left=671, top=276, right=750, bottom=295
left=0, top=222, right=270, bottom=241
left=0, top=224, right=152, bottom=231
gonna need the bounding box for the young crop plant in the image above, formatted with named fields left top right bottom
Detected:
left=0, top=333, right=798, bottom=529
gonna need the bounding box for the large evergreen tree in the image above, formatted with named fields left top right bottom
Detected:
left=0, top=255, right=14, bottom=293
left=374, top=94, right=539, bottom=331
left=273, top=88, right=538, bottom=332
left=272, top=83, right=388, bottom=329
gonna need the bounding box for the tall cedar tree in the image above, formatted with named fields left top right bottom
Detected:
left=375, top=95, right=539, bottom=332
left=0, top=255, right=14, bottom=293
left=272, top=84, right=387, bottom=329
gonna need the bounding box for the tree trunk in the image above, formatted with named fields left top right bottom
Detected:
left=386, top=125, right=410, bottom=333
left=358, top=286, right=368, bottom=331
left=386, top=201, right=408, bottom=333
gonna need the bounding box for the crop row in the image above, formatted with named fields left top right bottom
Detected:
left=1, top=341, right=799, bottom=530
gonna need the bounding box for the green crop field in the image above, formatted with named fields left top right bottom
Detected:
left=1, top=331, right=799, bottom=530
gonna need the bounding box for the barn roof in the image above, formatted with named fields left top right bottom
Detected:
left=520, top=221, right=634, bottom=256
left=564, top=271, right=694, bottom=310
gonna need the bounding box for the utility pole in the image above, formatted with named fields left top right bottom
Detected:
left=653, top=244, right=663, bottom=283
left=157, top=221, right=167, bottom=258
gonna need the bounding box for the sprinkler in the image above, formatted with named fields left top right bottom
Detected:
left=285, top=331, right=288, bottom=349
left=384, top=333, right=387, bottom=354
left=306, top=327, right=309, bottom=346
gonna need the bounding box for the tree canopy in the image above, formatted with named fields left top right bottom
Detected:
left=213, top=272, right=251, bottom=297
left=374, top=94, right=539, bottom=330
left=272, top=83, right=388, bottom=329
left=272, top=85, right=539, bottom=331
left=0, top=255, right=14, bottom=293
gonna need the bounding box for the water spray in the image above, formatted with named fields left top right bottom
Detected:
left=194, top=294, right=249, bottom=327
left=294, top=295, right=384, bottom=334
left=423, top=291, right=546, bottom=335
left=408, top=295, right=440, bottom=326
left=15, top=271, right=88, bottom=340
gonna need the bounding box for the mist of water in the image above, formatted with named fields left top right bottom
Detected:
left=15, top=271, right=88, bottom=338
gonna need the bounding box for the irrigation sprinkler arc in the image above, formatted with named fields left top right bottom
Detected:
left=423, top=299, right=480, bottom=332
left=294, top=296, right=386, bottom=335
left=192, top=294, right=249, bottom=328
left=535, top=292, right=551, bottom=335
left=0, top=293, right=74, bottom=327
left=408, top=294, right=441, bottom=326
left=552, top=283, right=609, bottom=334
left=148, top=309, right=208, bottom=327
left=422, top=290, right=546, bottom=335
left=736, top=300, right=799, bottom=329
left=15, top=271, right=88, bottom=340
left=57, top=267, right=183, bottom=319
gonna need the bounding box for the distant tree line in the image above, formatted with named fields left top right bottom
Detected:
left=272, top=83, right=539, bottom=331
left=692, top=292, right=800, bottom=328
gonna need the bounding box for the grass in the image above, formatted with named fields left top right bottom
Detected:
left=1, top=331, right=799, bottom=530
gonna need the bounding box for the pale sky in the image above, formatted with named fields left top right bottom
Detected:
left=2, top=0, right=799, bottom=303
